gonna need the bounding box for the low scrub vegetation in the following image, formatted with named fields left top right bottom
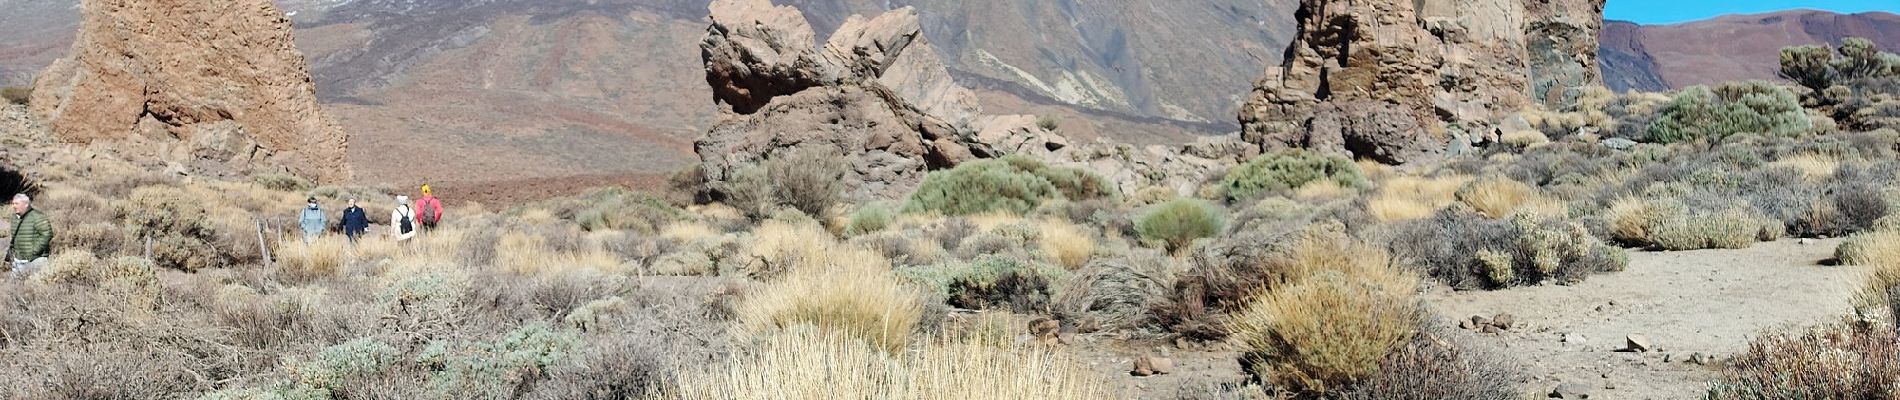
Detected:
left=905, top=155, right=1114, bottom=216
left=1136, top=198, right=1225, bottom=253
left=1220, top=149, right=1368, bottom=203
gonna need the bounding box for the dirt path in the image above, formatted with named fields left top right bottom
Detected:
left=1426, top=238, right=1865, bottom=399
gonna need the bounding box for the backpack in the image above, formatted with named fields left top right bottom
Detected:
left=420, top=199, right=440, bottom=224
left=398, top=206, right=415, bottom=234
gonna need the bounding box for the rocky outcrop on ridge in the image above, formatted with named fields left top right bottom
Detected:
left=1238, top=0, right=1604, bottom=165
left=695, top=0, right=1068, bottom=199
left=29, top=0, right=349, bottom=182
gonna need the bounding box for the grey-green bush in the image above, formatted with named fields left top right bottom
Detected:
left=905, top=155, right=1114, bottom=216
left=1648, top=81, right=1812, bottom=144
left=1136, top=198, right=1225, bottom=253
left=1220, top=149, right=1368, bottom=202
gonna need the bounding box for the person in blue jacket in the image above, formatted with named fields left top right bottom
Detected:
left=341, top=197, right=370, bottom=243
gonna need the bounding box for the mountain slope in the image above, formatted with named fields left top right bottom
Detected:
left=1601, top=10, right=1900, bottom=92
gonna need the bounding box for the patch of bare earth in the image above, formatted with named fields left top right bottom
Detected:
left=1427, top=238, right=1863, bottom=399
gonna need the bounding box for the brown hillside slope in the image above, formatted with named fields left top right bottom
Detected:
left=1601, top=10, right=1900, bottom=92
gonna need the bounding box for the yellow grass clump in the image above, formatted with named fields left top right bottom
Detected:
left=660, top=221, right=721, bottom=243
left=1500, top=130, right=1551, bottom=148
left=1036, top=219, right=1096, bottom=270
left=1367, top=174, right=1472, bottom=222
left=1455, top=176, right=1565, bottom=219
left=1228, top=226, right=1421, bottom=395
left=1766, top=153, right=1840, bottom=180
left=734, top=242, right=922, bottom=352
left=278, top=235, right=350, bottom=279
left=495, top=231, right=623, bottom=275
left=658, top=328, right=1106, bottom=400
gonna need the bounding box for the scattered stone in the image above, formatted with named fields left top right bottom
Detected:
left=1622, top=335, right=1652, bottom=352
left=1493, top=313, right=1517, bottom=330
left=1687, top=352, right=1713, bottom=365
left=1460, top=319, right=1477, bottom=330
left=1472, top=315, right=1493, bottom=327
left=1562, top=333, right=1588, bottom=344
left=1550, top=382, right=1593, bottom=399
left=1029, top=318, right=1061, bottom=338
left=1798, top=238, right=1814, bottom=245
left=1482, top=324, right=1504, bottom=334
left=1601, top=138, right=1637, bottom=151
left=1132, top=355, right=1175, bottom=376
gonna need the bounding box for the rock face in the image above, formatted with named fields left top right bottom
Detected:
left=28, top=0, right=349, bottom=182
left=1238, top=0, right=1604, bottom=165
left=696, top=0, right=1066, bottom=199
left=1599, top=11, right=1900, bottom=92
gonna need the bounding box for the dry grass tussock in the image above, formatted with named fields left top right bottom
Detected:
left=496, top=231, right=625, bottom=275
left=660, top=221, right=721, bottom=243
left=1368, top=175, right=1472, bottom=222
left=1455, top=176, right=1565, bottom=219
left=1228, top=227, right=1422, bottom=396
left=277, top=235, right=349, bottom=280
left=1766, top=153, right=1841, bottom=180
left=734, top=226, right=923, bottom=352
left=1291, top=180, right=1354, bottom=202
left=657, top=328, right=1106, bottom=400
left=1036, top=218, right=1096, bottom=270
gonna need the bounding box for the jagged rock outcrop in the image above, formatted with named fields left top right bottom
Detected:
left=696, top=0, right=1066, bottom=199
left=28, top=0, right=349, bottom=182
left=1238, top=0, right=1604, bottom=165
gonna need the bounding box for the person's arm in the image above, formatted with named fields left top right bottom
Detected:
left=29, top=214, right=51, bottom=259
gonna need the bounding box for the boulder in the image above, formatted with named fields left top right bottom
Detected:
left=29, top=0, right=349, bottom=182
left=1238, top=0, right=1605, bottom=165
left=696, top=0, right=1069, bottom=201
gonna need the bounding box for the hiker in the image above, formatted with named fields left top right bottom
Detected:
left=299, top=197, right=326, bottom=243
left=7, top=194, right=52, bottom=280
left=416, top=184, right=444, bottom=231
left=341, top=198, right=369, bottom=243
left=391, top=195, right=418, bottom=241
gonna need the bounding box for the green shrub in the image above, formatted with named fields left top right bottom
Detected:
left=844, top=203, right=895, bottom=236
left=900, top=256, right=1068, bottom=313
left=1391, top=210, right=1627, bottom=289
left=0, top=86, right=30, bottom=105
left=1136, top=198, right=1225, bottom=253
left=1707, top=324, right=1900, bottom=400
left=418, top=323, right=579, bottom=396
left=253, top=173, right=315, bottom=193
left=292, top=337, right=403, bottom=390
left=1220, top=149, right=1368, bottom=202
left=766, top=145, right=849, bottom=218
left=905, top=155, right=1114, bottom=216
left=563, top=188, right=686, bottom=234
left=1781, top=37, right=1900, bottom=94
left=1648, top=81, right=1812, bottom=144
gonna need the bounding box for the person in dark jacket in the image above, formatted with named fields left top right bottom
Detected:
left=341, top=198, right=370, bottom=243
left=8, top=193, right=52, bottom=280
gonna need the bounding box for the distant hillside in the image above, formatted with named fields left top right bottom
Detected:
left=1601, top=10, right=1900, bottom=92
left=0, top=0, right=1294, bottom=194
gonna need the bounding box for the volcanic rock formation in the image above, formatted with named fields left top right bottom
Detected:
left=695, top=0, right=1068, bottom=199
left=29, top=0, right=349, bottom=182
left=1238, top=0, right=1604, bottom=165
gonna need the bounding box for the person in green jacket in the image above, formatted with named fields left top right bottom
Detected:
left=8, top=193, right=52, bottom=279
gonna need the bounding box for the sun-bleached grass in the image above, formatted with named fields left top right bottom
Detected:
left=1228, top=227, right=1421, bottom=396
left=278, top=235, right=349, bottom=280
left=1455, top=176, right=1565, bottom=219
left=660, top=221, right=721, bottom=243
left=1767, top=153, right=1841, bottom=180
left=1368, top=174, right=1472, bottom=222
left=657, top=328, right=1106, bottom=400
left=1036, top=219, right=1095, bottom=270
left=733, top=243, right=922, bottom=353
left=1499, top=130, right=1551, bottom=148
left=496, top=231, right=625, bottom=275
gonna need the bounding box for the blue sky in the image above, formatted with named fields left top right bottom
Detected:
left=1606, top=0, right=1898, bottom=25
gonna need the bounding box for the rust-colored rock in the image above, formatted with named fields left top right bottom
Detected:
left=1238, top=0, right=1604, bottom=165
left=30, top=0, right=349, bottom=182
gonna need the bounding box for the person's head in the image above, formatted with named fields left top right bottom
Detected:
left=307, top=197, right=319, bottom=209
left=10, top=194, right=28, bottom=215
left=349, top=198, right=358, bottom=207
left=421, top=184, right=432, bottom=197
left=396, top=195, right=409, bottom=206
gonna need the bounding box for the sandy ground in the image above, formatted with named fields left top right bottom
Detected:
left=1082, top=238, right=1866, bottom=399
left=1427, top=238, right=1863, bottom=399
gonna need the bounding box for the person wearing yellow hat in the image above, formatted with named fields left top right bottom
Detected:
left=416, top=183, right=444, bottom=231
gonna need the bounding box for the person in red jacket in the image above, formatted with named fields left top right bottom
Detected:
left=416, top=184, right=445, bottom=231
